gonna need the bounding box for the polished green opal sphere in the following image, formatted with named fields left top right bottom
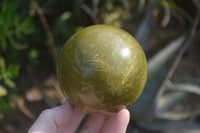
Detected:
left=57, top=25, right=147, bottom=114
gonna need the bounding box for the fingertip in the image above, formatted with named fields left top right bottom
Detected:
left=107, top=108, right=130, bottom=133
left=116, top=108, right=130, bottom=126
left=118, top=108, right=130, bottom=121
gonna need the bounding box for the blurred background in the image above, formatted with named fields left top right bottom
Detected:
left=0, top=0, right=200, bottom=132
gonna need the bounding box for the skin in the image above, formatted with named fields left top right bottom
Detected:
left=28, top=101, right=130, bottom=133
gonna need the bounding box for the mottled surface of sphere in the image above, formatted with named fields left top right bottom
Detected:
left=57, top=25, right=147, bottom=114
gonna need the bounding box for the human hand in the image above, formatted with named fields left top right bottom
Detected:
left=28, top=101, right=130, bottom=133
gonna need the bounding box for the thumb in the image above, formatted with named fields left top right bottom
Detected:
left=28, top=101, right=74, bottom=133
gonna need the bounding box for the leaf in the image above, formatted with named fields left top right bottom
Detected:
left=16, top=17, right=34, bottom=35
left=0, top=56, right=6, bottom=73
left=2, top=0, right=18, bottom=13
left=1, top=0, right=19, bottom=30
left=135, top=0, right=161, bottom=47
left=60, top=11, right=71, bottom=21
left=0, top=85, right=8, bottom=97
left=0, top=0, right=35, bottom=51
left=155, top=82, right=200, bottom=118
left=148, top=36, right=185, bottom=80
left=6, top=65, right=19, bottom=79
left=157, top=91, right=187, bottom=114
left=158, top=108, right=200, bottom=120
left=4, top=78, right=15, bottom=88
left=0, top=36, right=7, bottom=51
left=8, top=34, right=28, bottom=50
left=29, top=49, right=38, bottom=59
left=167, top=82, right=200, bottom=95
left=160, top=0, right=171, bottom=27
left=138, top=119, right=200, bottom=133
left=129, top=36, right=185, bottom=122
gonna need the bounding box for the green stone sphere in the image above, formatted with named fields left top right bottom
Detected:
left=57, top=25, right=147, bottom=114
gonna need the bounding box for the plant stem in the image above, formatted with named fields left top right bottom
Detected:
left=33, top=1, right=57, bottom=66
left=79, top=2, right=99, bottom=24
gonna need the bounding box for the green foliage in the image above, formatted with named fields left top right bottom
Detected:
left=0, top=55, right=19, bottom=119
left=0, top=0, right=35, bottom=120
left=0, top=0, right=34, bottom=52
left=0, top=85, right=7, bottom=97
left=0, top=95, right=15, bottom=120
left=0, top=56, right=19, bottom=89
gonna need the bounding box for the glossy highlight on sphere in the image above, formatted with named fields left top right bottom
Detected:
left=57, top=25, right=147, bottom=114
